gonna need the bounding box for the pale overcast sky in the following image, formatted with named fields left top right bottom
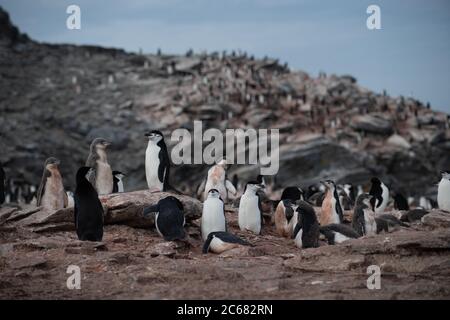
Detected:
left=1, top=0, right=449, bottom=113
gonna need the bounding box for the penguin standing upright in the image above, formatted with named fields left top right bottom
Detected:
left=74, top=166, right=104, bottom=242
left=369, top=177, right=389, bottom=214
left=202, top=231, right=251, bottom=254
left=85, top=138, right=113, bottom=195
left=201, top=189, right=226, bottom=241
left=320, top=180, right=344, bottom=225
left=0, top=163, right=5, bottom=205
left=238, top=181, right=264, bottom=234
left=437, top=172, right=450, bottom=211
left=36, top=157, right=68, bottom=211
left=274, top=199, right=296, bottom=237
left=197, top=159, right=236, bottom=202
left=143, top=196, right=186, bottom=241
left=292, top=201, right=320, bottom=249
left=352, top=193, right=377, bottom=236
left=112, top=171, right=125, bottom=193
left=145, top=130, right=170, bottom=192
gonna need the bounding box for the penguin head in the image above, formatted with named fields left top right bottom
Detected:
left=91, top=138, right=110, bottom=151
left=145, top=130, right=163, bottom=143
left=320, top=180, right=336, bottom=190
left=245, top=181, right=264, bottom=193
left=370, top=177, right=381, bottom=186
left=44, top=157, right=60, bottom=170
left=112, top=171, right=126, bottom=179
left=207, top=188, right=221, bottom=199
left=76, top=166, right=91, bottom=184
left=356, top=193, right=373, bottom=209
left=441, top=172, right=450, bottom=181
left=295, top=200, right=316, bottom=218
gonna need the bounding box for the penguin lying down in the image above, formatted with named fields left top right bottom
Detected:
left=203, top=231, right=252, bottom=254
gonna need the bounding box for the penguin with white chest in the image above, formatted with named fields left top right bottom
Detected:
left=352, top=193, right=377, bottom=236
left=112, top=171, right=125, bottom=193
left=202, top=231, right=251, bottom=254
left=85, top=138, right=114, bottom=195
left=143, top=196, right=186, bottom=241
left=197, top=159, right=236, bottom=202
left=369, top=177, right=389, bottom=214
left=320, top=180, right=344, bottom=225
left=36, top=157, right=68, bottom=211
left=145, top=130, right=170, bottom=192
left=292, top=201, right=320, bottom=249
left=438, top=172, right=450, bottom=212
left=74, top=166, right=104, bottom=242
left=274, top=199, right=296, bottom=237
left=201, top=189, right=226, bottom=241
left=320, top=224, right=360, bottom=245
left=238, top=181, right=264, bottom=234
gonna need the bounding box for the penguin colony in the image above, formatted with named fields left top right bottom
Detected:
left=0, top=131, right=448, bottom=254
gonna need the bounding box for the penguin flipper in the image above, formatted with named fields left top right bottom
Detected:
left=225, top=180, right=237, bottom=196
left=36, top=169, right=51, bottom=206
left=143, top=204, right=159, bottom=216
left=292, top=217, right=302, bottom=239
left=158, top=146, right=170, bottom=190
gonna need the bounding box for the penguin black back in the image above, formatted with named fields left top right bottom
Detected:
left=369, top=177, right=383, bottom=210
left=202, top=231, right=250, bottom=254
left=292, top=201, right=320, bottom=248
left=281, top=186, right=304, bottom=202
left=144, top=196, right=185, bottom=241
left=393, top=192, right=409, bottom=211
left=74, top=166, right=104, bottom=242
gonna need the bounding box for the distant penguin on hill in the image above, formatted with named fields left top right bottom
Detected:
left=320, top=180, right=344, bottom=225
left=36, top=157, right=68, bottom=211
left=369, top=177, right=389, bottom=214
left=197, top=159, right=236, bottom=202
left=74, top=166, right=104, bottom=242
left=0, top=163, right=5, bottom=205
left=201, top=189, right=226, bottom=241
left=274, top=199, right=296, bottom=237
left=437, top=172, right=450, bottom=212
left=319, top=223, right=360, bottom=245
left=86, top=138, right=113, bottom=195
left=143, top=196, right=186, bottom=241
left=202, top=231, right=251, bottom=254
left=238, top=181, right=264, bottom=234
left=145, top=130, right=170, bottom=192
left=112, top=171, right=125, bottom=193
left=393, top=192, right=409, bottom=211
left=292, top=201, right=320, bottom=249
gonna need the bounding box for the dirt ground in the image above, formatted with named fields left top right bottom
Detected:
left=1, top=206, right=449, bottom=300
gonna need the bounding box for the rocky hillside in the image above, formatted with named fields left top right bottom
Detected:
left=0, top=7, right=449, bottom=199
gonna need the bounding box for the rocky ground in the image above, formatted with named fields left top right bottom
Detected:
left=1, top=201, right=449, bottom=300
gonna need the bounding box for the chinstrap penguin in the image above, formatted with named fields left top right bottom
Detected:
left=369, top=177, right=389, bottom=214
left=201, top=189, right=226, bottom=241
left=36, top=157, right=68, bottom=211
left=145, top=130, right=170, bottom=192
left=197, top=159, right=236, bottom=202
left=238, top=181, right=264, bottom=234
left=319, top=223, right=360, bottom=245
left=352, top=193, right=377, bottom=236
left=112, top=171, right=125, bottom=193
left=202, top=231, right=251, bottom=254
left=320, top=180, right=344, bottom=225
left=74, top=166, right=104, bottom=242
left=86, top=138, right=113, bottom=195
left=437, top=172, right=450, bottom=211
left=143, top=196, right=186, bottom=241
left=292, top=201, right=320, bottom=249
